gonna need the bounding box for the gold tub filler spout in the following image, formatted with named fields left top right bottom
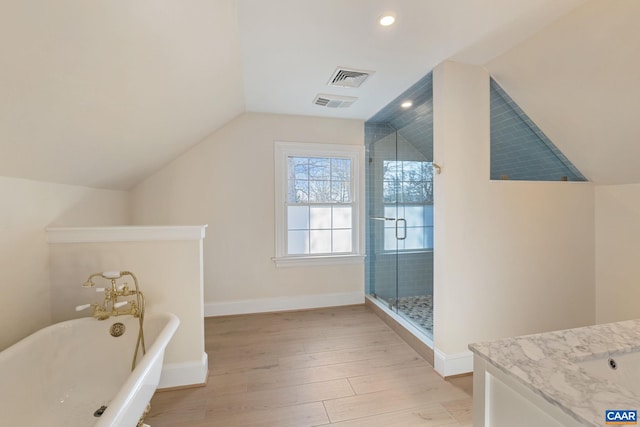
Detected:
left=76, top=271, right=146, bottom=371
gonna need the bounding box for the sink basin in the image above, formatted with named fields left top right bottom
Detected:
left=577, top=351, right=640, bottom=396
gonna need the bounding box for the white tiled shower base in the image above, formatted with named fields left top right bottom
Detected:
left=389, top=295, right=433, bottom=338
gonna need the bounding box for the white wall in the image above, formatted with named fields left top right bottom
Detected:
left=0, top=176, right=129, bottom=350
left=595, top=184, right=640, bottom=323
left=131, top=113, right=365, bottom=313
left=433, top=61, right=595, bottom=372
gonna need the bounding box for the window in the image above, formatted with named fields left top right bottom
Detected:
left=383, top=160, right=433, bottom=251
left=274, top=142, right=364, bottom=267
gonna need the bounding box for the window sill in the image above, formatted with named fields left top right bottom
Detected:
left=273, top=254, right=365, bottom=268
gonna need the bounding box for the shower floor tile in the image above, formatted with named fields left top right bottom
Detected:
left=393, top=295, right=433, bottom=336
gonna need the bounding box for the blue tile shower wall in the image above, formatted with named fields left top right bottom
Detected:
left=372, top=252, right=434, bottom=299
left=369, top=72, right=434, bottom=161
left=490, top=79, right=586, bottom=181
left=365, top=72, right=434, bottom=302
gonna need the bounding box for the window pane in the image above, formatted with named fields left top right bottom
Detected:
left=288, top=206, right=309, bottom=230
left=384, top=228, right=397, bottom=251
left=309, top=180, right=331, bottom=202
left=402, top=182, right=429, bottom=202
left=309, top=158, right=330, bottom=179
left=330, top=181, right=349, bottom=202
left=310, top=206, right=332, bottom=229
left=424, top=181, right=434, bottom=201
left=331, top=158, right=351, bottom=180
left=381, top=160, right=433, bottom=205
left=332, top=206, right=352, bottom=229
left=288, top=230, right=309, bottom=255
left=403, top=206, right=425, bottom=227
left=383, top=181, right=397, bottom=203
left=400, top=182, right=414, bottom=202
left=289, top=180, right=309, bottom=203
left=383, top=160, right=399, bottom=182
left=332, top=230, right=352, bottom=252
left=382, top=205, right=433, bottom=251
left=404, top=227, right=425, bottom=250
left=310, top=230, right=331, bottom=253
left=289, top=157, right=309, bottom=180
left=418, top=182, right=432, bottom=202
left=422, top=162, right=434, bottom=181
left=402, top=161, right=423, bottom=182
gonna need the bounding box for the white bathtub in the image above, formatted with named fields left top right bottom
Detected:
left=0, top=312, right=179, bottom=427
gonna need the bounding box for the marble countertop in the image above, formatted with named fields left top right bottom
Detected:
left=469, top=319, right=640, bottom=426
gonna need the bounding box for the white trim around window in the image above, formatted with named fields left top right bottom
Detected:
left=273, top=141, right=365, bottom=267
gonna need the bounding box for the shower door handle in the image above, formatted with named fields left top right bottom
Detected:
left=395, top=218, right=407, bottom=240
left=370, top=217, right=396, bottom=221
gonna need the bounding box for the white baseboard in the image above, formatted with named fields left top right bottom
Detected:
left=158, top=352, right=208, bottom=389
left=434, top=348, right=474, bottom=377
left=204, top=292, right=364, bottom=317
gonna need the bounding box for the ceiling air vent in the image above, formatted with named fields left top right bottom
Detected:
left=328, top=67, right=374, bottom=88
left=313, top=94, right=358, bottom=108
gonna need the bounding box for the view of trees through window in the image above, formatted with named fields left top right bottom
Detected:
left=286, top=156, right=353, bottom=255
left=383, top=160, right=434, bottom=251
left=383, top=160, right=433, bottom=203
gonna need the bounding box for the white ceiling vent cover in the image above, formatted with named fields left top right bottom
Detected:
left=313, top=94, right=358, bottom=108
left=328, top=67, right=374, bottom=88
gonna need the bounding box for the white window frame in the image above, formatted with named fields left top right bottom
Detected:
left=273, top=141, right=365, bottom=267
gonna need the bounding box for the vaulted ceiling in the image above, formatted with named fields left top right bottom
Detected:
left=1, top=0, right=244, bottom=189
left=9, top=0, right=637, bottom=190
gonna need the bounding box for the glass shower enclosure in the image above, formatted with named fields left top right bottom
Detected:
left=365, top=73, right=434, bottom=341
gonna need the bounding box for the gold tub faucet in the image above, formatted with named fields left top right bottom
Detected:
left=76, top=270, right=147, bottom=371
left=77, top=271, right=144, bottom=320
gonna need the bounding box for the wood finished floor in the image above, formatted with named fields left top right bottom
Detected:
left=146, top=305, right=473, bottom=427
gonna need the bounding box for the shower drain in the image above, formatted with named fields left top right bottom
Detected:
left=110, top=322, right=125, bottom=337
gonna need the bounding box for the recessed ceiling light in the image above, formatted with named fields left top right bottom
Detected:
left=379, top=14, right=396, bottom=27
left=401, top=101, right=413, bottom=109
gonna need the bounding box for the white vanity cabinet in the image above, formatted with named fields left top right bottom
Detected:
left=473, top=356, right=586, bottom=427
left=470, top=319, right=640, bottom=427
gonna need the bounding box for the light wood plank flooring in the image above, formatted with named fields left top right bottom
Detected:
left=146, top=305, right=472, bottom=426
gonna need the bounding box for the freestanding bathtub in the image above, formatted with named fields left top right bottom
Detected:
left=0, top=312, right=179, bottom=427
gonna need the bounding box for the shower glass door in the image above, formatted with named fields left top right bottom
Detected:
left=391, top=152, right=434, bottom=339
left=366, top=124, right=399, bottom=310
left=367, top=126, right=434, bottom=340
left=365, top=72, right=434, bottom=341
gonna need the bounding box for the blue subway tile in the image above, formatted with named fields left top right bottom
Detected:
left=490, top=78, right=586, bottom=182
